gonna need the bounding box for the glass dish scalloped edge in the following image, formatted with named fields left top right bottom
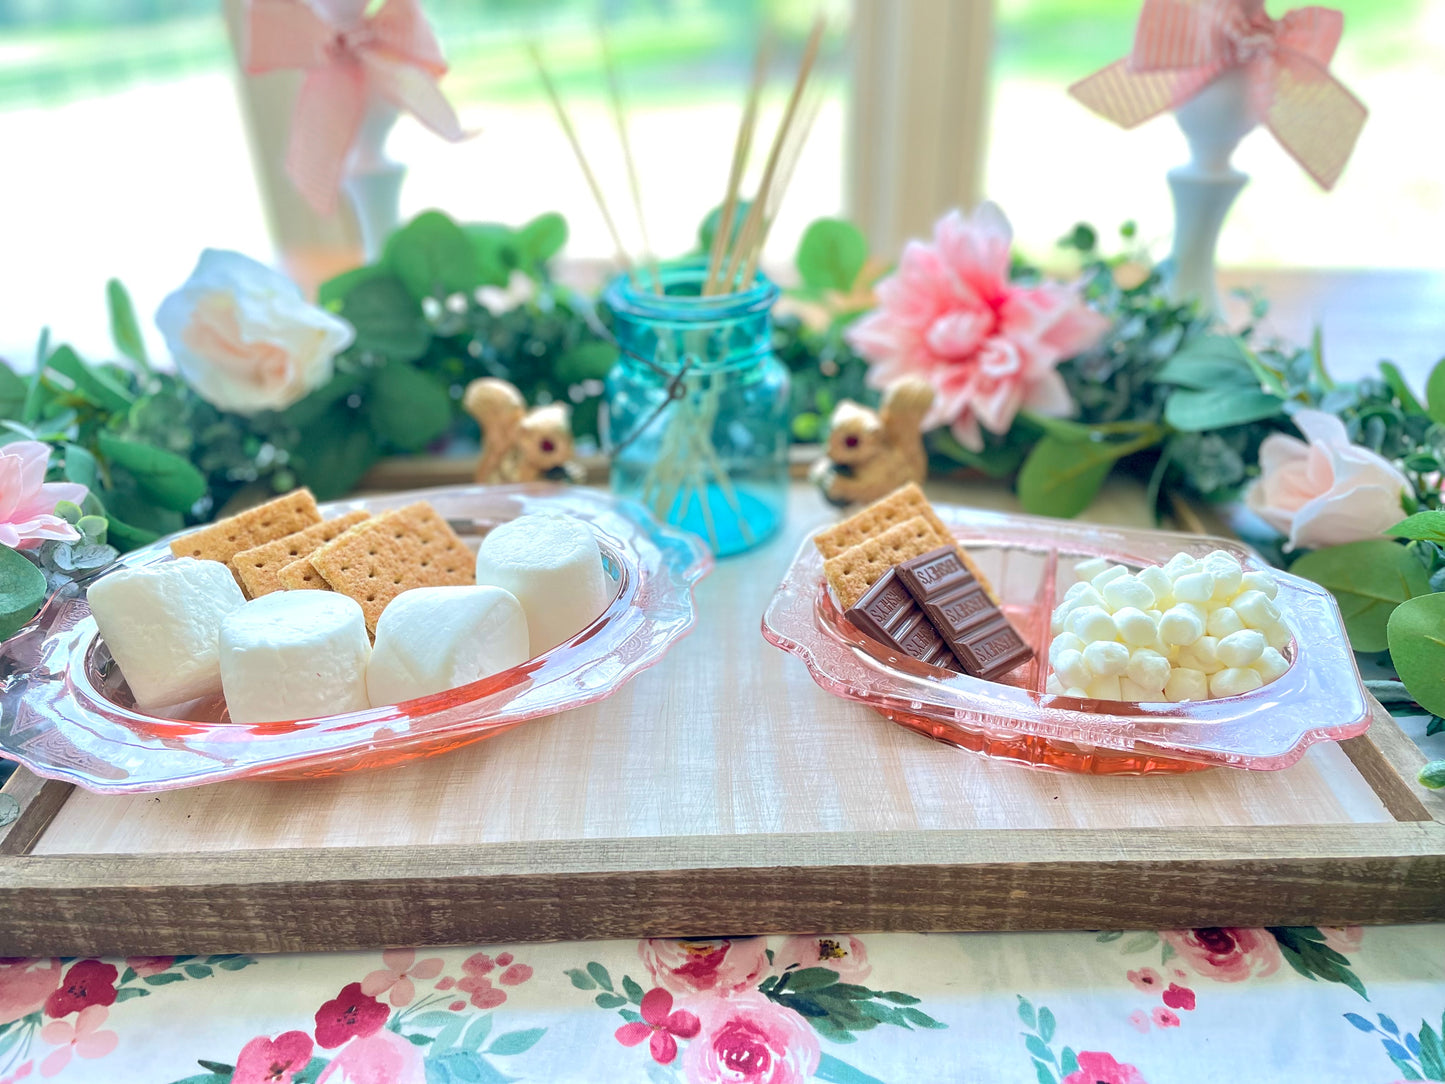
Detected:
left=761, top=503, right=1370, bottom=774
left=0, top=484, right=712, bottom=793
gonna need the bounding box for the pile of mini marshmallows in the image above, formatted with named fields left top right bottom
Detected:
left=1044, top=551, right=1291, bottom=702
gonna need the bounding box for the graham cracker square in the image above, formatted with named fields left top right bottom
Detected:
left=169, top=489, right=322, bottom=589
left=277, top=556, right=329, bottom=592
left=824, top=514, right=951, bottom=609
left=234, top=511, right=370, bottom=598
left=308, top=502, right=474, bottom=633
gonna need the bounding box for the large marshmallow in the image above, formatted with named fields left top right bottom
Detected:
left=474, top=514, right=612, bottom=656
left=87, top=558, right=245, bottom=710
left=220, top=592, right=371, bottom=723
left=367, top=586, right=529, bottom=706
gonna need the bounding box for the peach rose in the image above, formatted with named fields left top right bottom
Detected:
left=156, top=249, right=353, bottom=415
left=0, top=958, right=62, bottom=1025
left=1160, top=927, right=1281, bottom=983
left=682, top=991, right=819, bottom=1084
left=1246, top=409, right=1412, bottom=551
left=638, top=939, right=768, bottom=998
left=771, top=936, right=871, bottom=984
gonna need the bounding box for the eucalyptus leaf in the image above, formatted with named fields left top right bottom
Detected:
left=367, top=364, right=453, bottom=451
left=292, top=405, right=378, bottom=500
left=1387, top=511, right=1445, bottom=543
left=1427, top=358, right=1445, bottom=427
left=95, top=513, right=159, bottom=553
left=1154, top=334, right=1255, bottom=389
left=0, top=365, right=26, bottom=419
left=46, top=344, right=134, bottom=413
left=553, top=342, right=617, bottom=383
left=1387, top=593, right=1445, bottom=717
left=1291, top=540, right=1430, bottom=653
left=0, top=544, right=48, bottom=641
left=317, top=264, right=395, bottom=309
left=1017, top=434, right=1142, bottom=518
left=22, top=329, right=50, bottom=424
left=63, top=443, right=99, bottom=489
left=106, top=278, right=150, bottom=370
left=465, top=223, right=520, bottom=287
left=97, top=431, right=206, bottom=512
left=796, top=218, right=868, bottom=294
left=1164, top=386, right=1284, bottom=431
left=515, top=212, right=568, bottom=268
left=339, top=274, right=431, bottom=362
left=385, top=210, right=481, bottom=301
left=1380, top=361, right=1426, bottom=415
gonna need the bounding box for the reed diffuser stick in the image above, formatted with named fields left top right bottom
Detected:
left=527, top=41, right=636, bottom=284
left=599, top=25, right=662, bottom=294
left=741, top=88, right=822, bottom=289
left=719, top=14, right=825, bottom=294
left=703, top=37, right=771, bottom=297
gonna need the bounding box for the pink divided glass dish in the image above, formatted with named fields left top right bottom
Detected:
left=0, top=484, right=711, bottom=793
left=761, top=504, right=1370, bottom=774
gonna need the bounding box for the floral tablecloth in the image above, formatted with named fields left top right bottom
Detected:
left=2, top=924, right=1444, bottom=1084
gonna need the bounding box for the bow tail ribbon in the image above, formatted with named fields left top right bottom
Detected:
left=286, top=61, right=370, bottom=215
left=1260, top=48, right=1366, bottom=190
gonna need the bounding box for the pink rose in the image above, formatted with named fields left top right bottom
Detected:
left=156, top=249, right=353, bottom=415
left=846, top=203, right=1108, bottom=450
left=1319, top=926, right=1364, bottom=955
left=316, top=1027, right=424, bottom=1084
left=682, top=991, right=819, bottom=1084
left=772, top=936, right=871, bottom=984
left=1061, top=1051, right=1148, bottom=1084
left=0, top=442, right=87, bottom=549
left=1160, top=927, right=1281, bottom=983
left=123, top=957, right=173, bottom=979
left=638, top=939, right=768, bottom=998
left=233, top=1030, right=314, bottom=1084
left=1246, top=409, right=1412, bottom=551
left=0, top=959, right=63, bottom=1025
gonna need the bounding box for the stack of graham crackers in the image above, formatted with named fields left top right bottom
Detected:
left=169, top=489, right=474, bottom=635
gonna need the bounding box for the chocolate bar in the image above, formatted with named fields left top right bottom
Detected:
left=896, top=546, right=1033, bottom=680
left=844, top=568, right=961, bottom=672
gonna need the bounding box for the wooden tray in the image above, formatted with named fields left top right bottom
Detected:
left=2, top=481, right=1443, bottom=955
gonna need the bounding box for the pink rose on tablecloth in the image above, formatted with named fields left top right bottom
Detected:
left=772, top=936, right=871, bottom=984
left=123, top=956, right=174, bottom=978
left=639, top=939, right=769, bottom=998
left=233, top=1029, right=314, bottom=1084
left=846, top=203, right=1109, bottom=451
left=1151, top=1006, right=1180, bottom=1028
left=1161, top=983, right=1195, bottom=1011
left=360, top=948, right=444, bottom=1008
left=1161, top=928, right=1281, bottom=983
left=38, top=1005, right=117, bottom=1078
left=43, top=960, right=117, bottom=1018
left=156, top=249, right=354, bottom=415
left=314, top=982, right=389, bottom=1048
left=316, top=1027, right=424, bottom=1084
left=1319, top=926, right=1364, bottom=955
left=1125, top=966, right=1162, bottom=994
left=615, top=987, right=701, bottom=1065
left=0, top=441, right=87, bottom=549
left=457, top=953, right=508, bottom=1010
left=1246, top=409, right=1412, bottom=551
left=1061, top=1051, right=1148, bottom=1084
left=682, top=990, right=819, bottom=1084
left=0, top=959, right=62, bottom=1025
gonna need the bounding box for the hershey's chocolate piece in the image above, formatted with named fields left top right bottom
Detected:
left=844, top=568, right=961, bottom=672
left=896, top=546, right=1033, bottom=680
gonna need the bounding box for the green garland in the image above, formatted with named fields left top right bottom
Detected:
left=2, top=208, right=1442, bottom=783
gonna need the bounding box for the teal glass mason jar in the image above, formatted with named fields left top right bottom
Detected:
left=602, top=261, right=790, bottom=557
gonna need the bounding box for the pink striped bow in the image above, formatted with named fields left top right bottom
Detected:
left=1069, top=0, right=1366, bottom=189
left=244, top=0, right=467, bottom=213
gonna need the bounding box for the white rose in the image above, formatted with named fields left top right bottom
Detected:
left=1245, top=408, right=1413, bottom=551
left=155, top=249, right=354, bottom=414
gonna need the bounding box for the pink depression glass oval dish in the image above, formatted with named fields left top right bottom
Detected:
left=0, top=484, right=712, bottom=792
left=761, top=504, right=1370, bottom=774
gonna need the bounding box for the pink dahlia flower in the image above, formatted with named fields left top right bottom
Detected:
left=846, top=204, right=1110, bottom=450
left=0, top=441, right=87, bottom=549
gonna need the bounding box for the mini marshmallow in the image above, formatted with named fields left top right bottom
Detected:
left=475, top=513, right=612, bottom=656
left=1091, top=564, right=1128, bottom=588
left=1045, top=674, right=1065, bottom=695
left=1085, top=674, right=1122, bottom=701
left=1064, top=686, right=1089, bottom=698
left=367, top=586, right=530, bottom=707
left=1177, top=635, right=1224, bottom=675
left=1162, top=553, right=1200, bottom=577
left=1202, top=551, right=1244, bottom=599
left=1073, top=557, right=1111, bottom=581
left=1050, top=602, right=1074, bottom=636
left=1210, top=667, right=1264, bottom=697
left=1252, top=647, right=1290, bottom=683
left=1049, top=632, right=1086, bottom=665
left=1054, top=649, right=1092, bottom=689
left=1172, top=571, right=1215, bottom=604
left=220, top=591, right=371, bottom=724
left=1233, top=590, right=1281, bottom=628
left=1113, top=606, right=1157, bottom=647
left=87, top=558, right=246, bottom=710
left=1126, top=649, right=1171, bottom=692
left=1239, top=570, right=1279, bottom=599
left=1216, top=629, right=1266, bottom=668
left=1137, top=565, right=1174, bottom=606
left=1158, top=605, right=1205, bottom=646
left=1068, top=606, right=1118, bottom=644
left=1119, top=677, right=1154, bottom=702
left=1103, top=575, right=1155, bottom=612
left=1260, top=618, right=1292, bottom=651
left=1082, top=640, right=1130, bottom=677
left=1165, top=668, right=1210, bottom=703
left=1064, top=581, right=1103, bottom=603
left=1206, top=606, right=1245, bottom=638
